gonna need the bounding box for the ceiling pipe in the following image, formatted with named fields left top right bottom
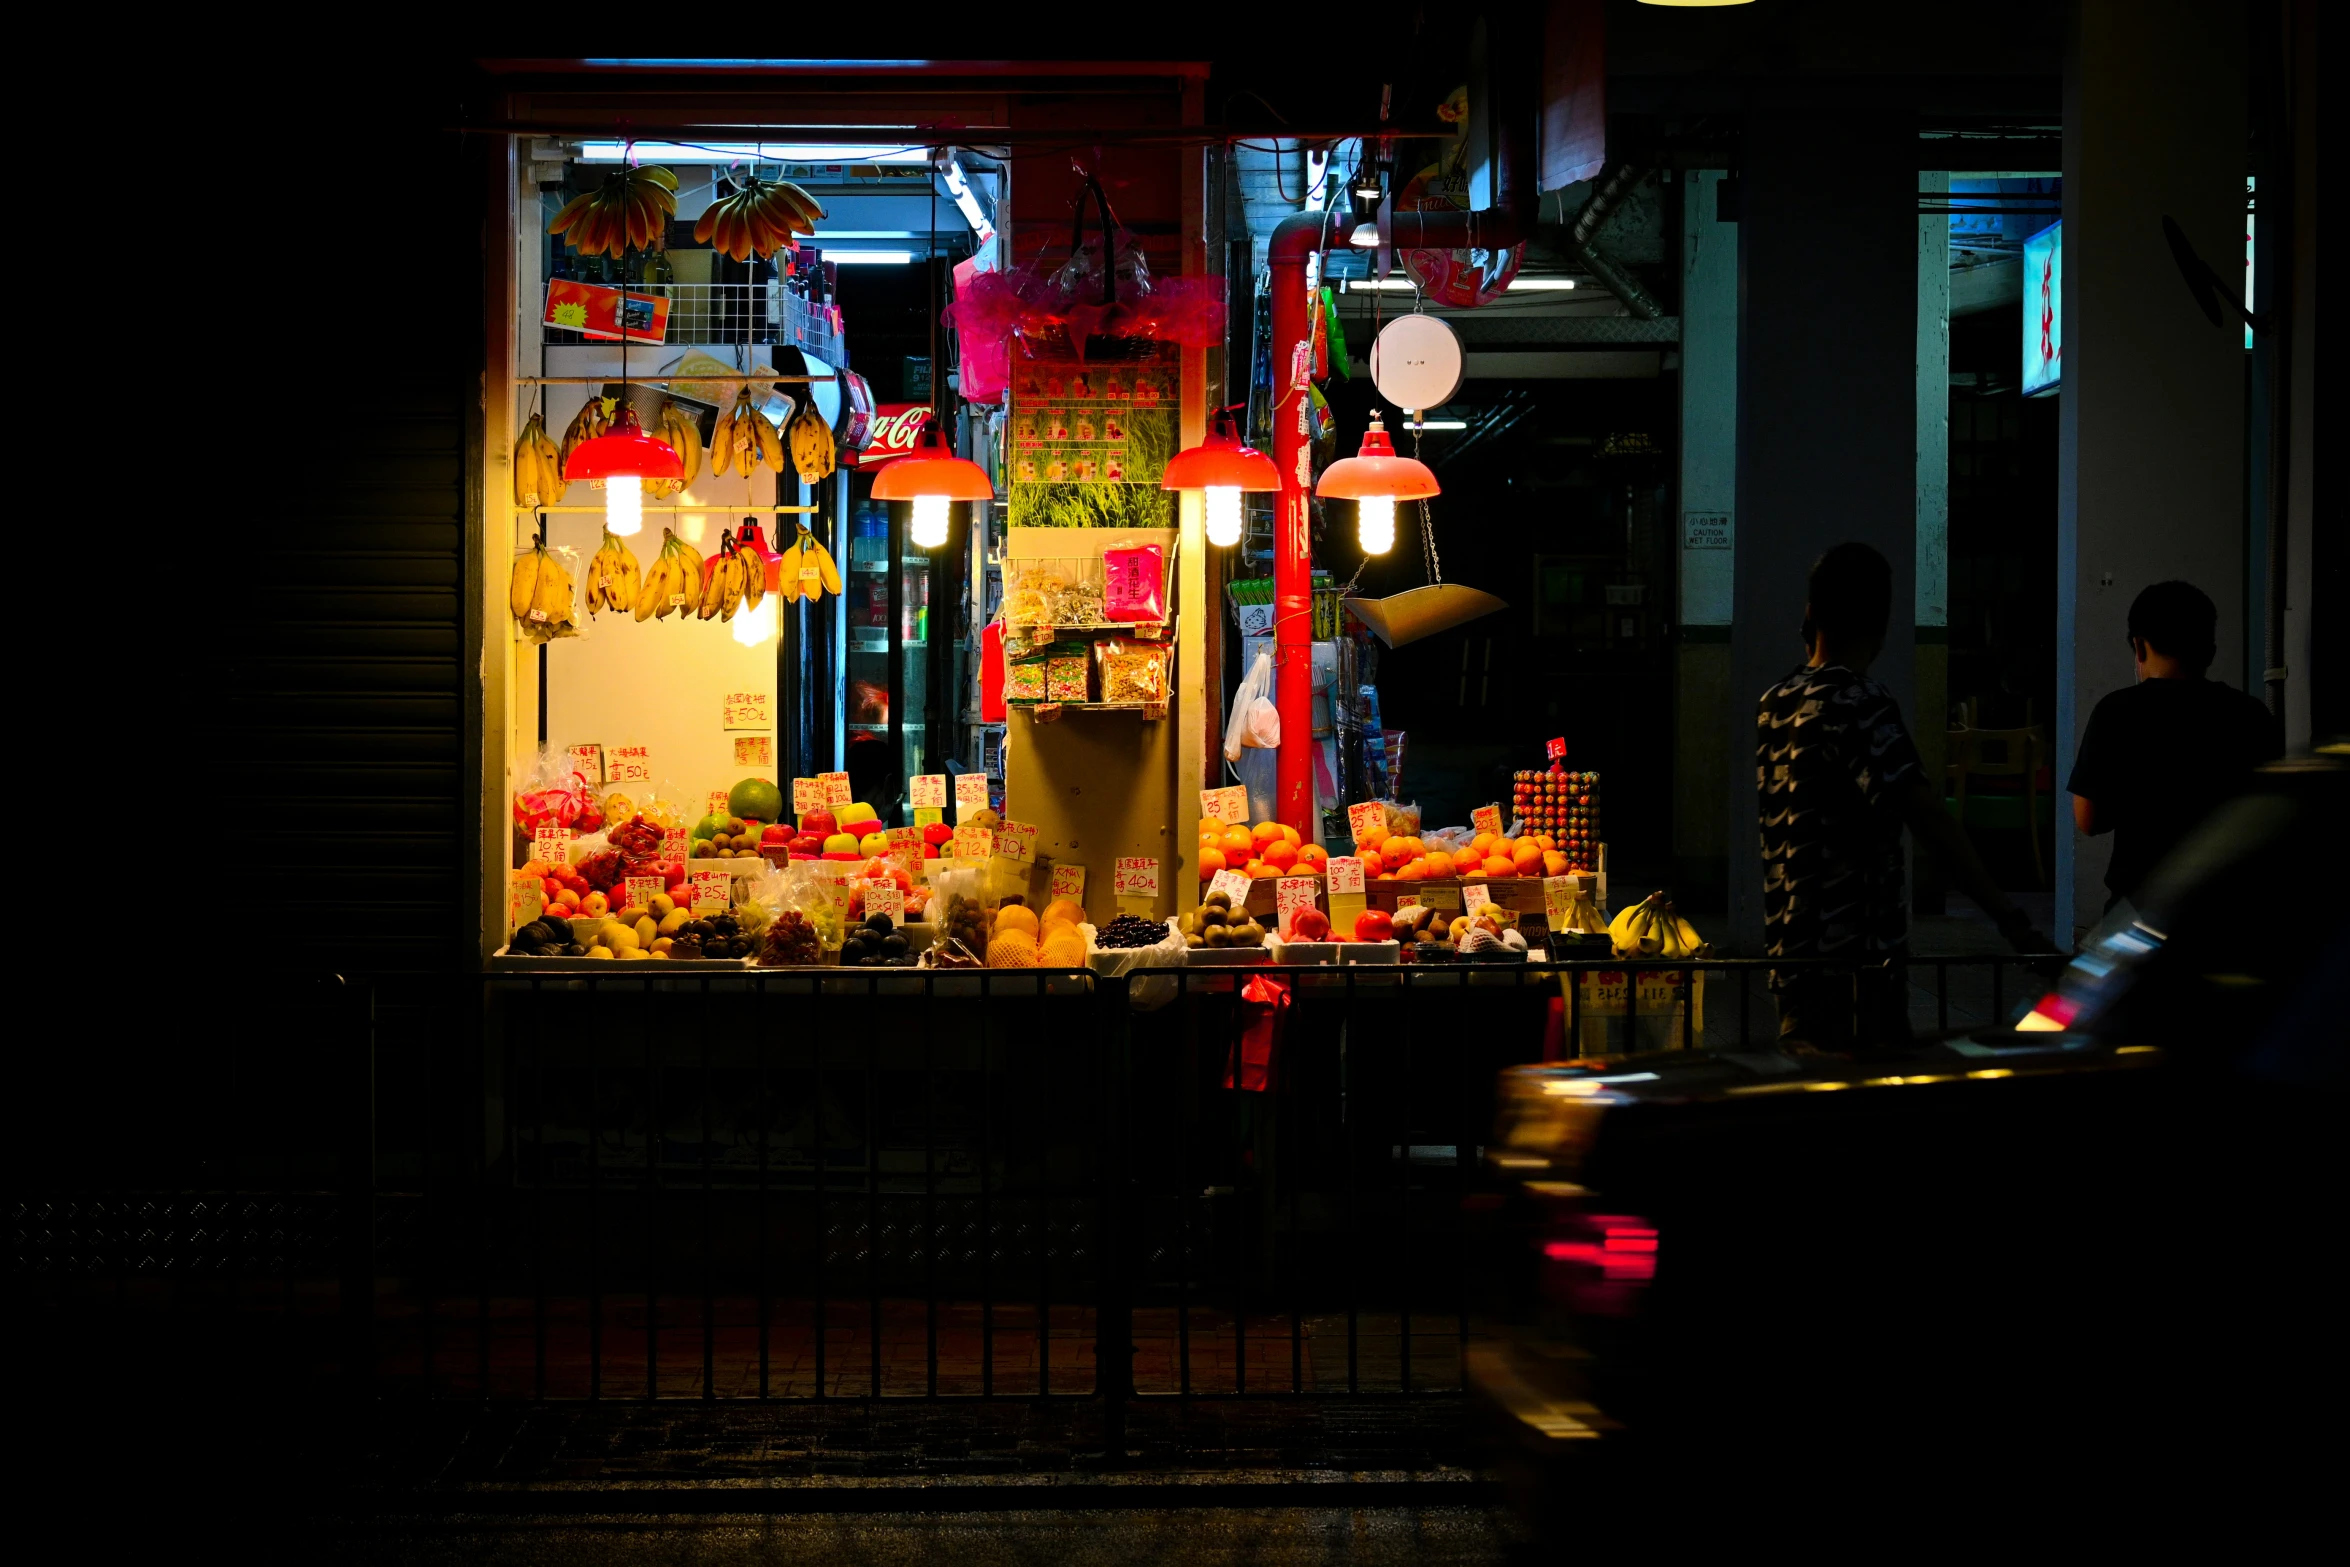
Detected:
left=1564, top=163, right=1665, bottom=321
left=1262, top=15, right=1541, bottom=837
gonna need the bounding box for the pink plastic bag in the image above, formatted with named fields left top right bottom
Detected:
left=1101, top=544, right=1166, bottom=623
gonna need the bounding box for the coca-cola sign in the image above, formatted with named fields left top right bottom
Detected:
left=856, top=403, right=932, bottom=467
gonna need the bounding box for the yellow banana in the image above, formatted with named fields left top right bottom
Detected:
left=738, top=529, right=766, bottom=612
left=509, top=547, right=540, bottom=621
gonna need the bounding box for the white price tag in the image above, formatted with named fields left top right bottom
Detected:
left=1207, top=868, right=1253, bottom=905
left=1199, top=785, right=1248, bottom=823
left=1113, top=857, right=1161, bottom=898
left=910, top=774, right=948, bottom=809
left=1323, top=856, right=1365, bottom=895
left=994, top=821, right=1038, bottom=865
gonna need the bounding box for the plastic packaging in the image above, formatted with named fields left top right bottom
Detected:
left=1096, top=637, right=1171, bottom=705
left=1101, top=543, right=1166, bottom=623
left=930, top=865, right=993, bottom=957
left=512, top=747, right=592, bottom=833
left=1225, top=651, right=1279, bottom=757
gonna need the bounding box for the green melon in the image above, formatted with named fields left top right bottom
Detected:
left=727, top=777, right=784, bottom=824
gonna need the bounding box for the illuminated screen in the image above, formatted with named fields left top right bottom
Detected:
left=2023, top=220, right=2062, bottom=397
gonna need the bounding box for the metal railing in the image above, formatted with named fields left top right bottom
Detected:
left=10, top=955, right=2052, bottom=1428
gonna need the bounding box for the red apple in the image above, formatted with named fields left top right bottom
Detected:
left=800, top=810, right=838, bottom=839
left=1290, top=908, right=1331, bottom=940
left=761, top=824, right=790, bottom=844
left=921, top=821, right=954, bottom=847
left=1352, top=909, right=1394, bottom=942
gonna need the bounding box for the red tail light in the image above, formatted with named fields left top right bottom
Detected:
left=1540, top=1212, right=1659, bottom=1316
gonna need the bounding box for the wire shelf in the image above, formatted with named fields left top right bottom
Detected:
left=541, top=281, right=844, bottom=357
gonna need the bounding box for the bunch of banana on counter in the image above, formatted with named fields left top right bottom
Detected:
left=559, top=396, right=610, bottom=478
left=582, top=529, right=642, bottom=618
left=773, top=521, right=842, bottom=604
left=692, top=176, right=825, bottom=262
left=511, top=413, right=565, bottom=508
left=1607, top=893, right=1707, bottom=961
left=710, top=388, right=784, bottom=480
left=549, top=166, right=679, bottom=259
left=508, top=537, right=580, bottom=642
left=632, top=528, right=707, bottom=623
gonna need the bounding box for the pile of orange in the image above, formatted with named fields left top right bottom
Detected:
left=1355, top=824, right=1574, bottom=881
left=1197, top=818, right=1332, bottom=882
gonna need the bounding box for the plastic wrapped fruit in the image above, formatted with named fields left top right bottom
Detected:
left=986, top=929, right=1041, bottom=968
left=756, top=909, right=822, bottom=966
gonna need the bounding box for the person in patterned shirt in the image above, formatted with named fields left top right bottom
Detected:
left=1757, top=544, right=2049, bottom=1049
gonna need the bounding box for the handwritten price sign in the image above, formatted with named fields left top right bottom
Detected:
left=952, top=824, right=994, bottom=862
left=568, top=744, right=605, bottom=784
left=661, top=827, right=690, bottom=864
left=886, top=826, right=925, bottom=880
left=733, top=736, right=773, bottom=767
left=792, top=777, right=824, bottom=816
left=1462, top=883, right=1492, bottom=913
left=862, top=879, right=903, bottom=924
left=1470, top=803, right=1504, bottom=836
left=1546, top=736, right=1567, bottom=762
left=533, top=826, right=573, bottom=866
left=622, top=875, right=664, bottom=911
left=1276, top=876, right=1321, bottom=938
left=1049, top=864, right=1086, bottom=900
left=909, top=774, right=947, bottom=809
left=1113, top=857, right=1160, bottom=898
left=820, top=772, right=853, bottom=809
left=913, top=806, right=943, bottom=829
left=1543, top=875, right=1579, bottom=929
left=955, top=772, right=992, bottom=821
left=994, top=821, right=1038, bottom=865
left=707, top=789, right=730, bottom=819
left=721, top=691, right=771, bottom=730
left=689, top=869, right=731, bottom=914
left=1323, top=855, right=1366, bottom=895
left=1207, top=868, right=1254, bottom=906
left=606, top=743, right=654, bottom=785
left=1347, top=801, right=1388, bottom=844
left=1199, top=785, right=1248, bottom=824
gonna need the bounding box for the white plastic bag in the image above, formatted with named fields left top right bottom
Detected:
left=1225, top=650, right=1280, bottom=760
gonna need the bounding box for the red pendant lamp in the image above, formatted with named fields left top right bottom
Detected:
left=1313, top=411, right=1438, bottom=555
left=1162, top=404, right=1278, bottom=546
left=567, top=403, right=684, bottom=536
left=871, top=414, right=995, bottom=547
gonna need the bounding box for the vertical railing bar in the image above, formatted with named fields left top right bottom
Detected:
left=588, top=975, right=603, bottom=1401
left=700, top=976, right=714, bottom=1402
left=643, top=974, right=658, bottom=1400
left=1345, top=971, right=1360, bottom=1395
left=980, top=971, right=994, bottom=1398
left=530, top=979, right=547, bottom=1400
left=924, top=967, right=938, bottom=1400
left=866, top=973, right=882, bottom=1400
left=813, top=975, right=827, bottom=1402
left=757, top=973, right=771, bottom=1401
left=1037, top=970, right=1050, bottom=1397
left=421, top=976, right=437, bottom=1397
left=1176, top=978, right=1194, bottom=1398
left=477, top=981, right=492, bottom=1400
left=1458, top=986, right=1473, bottom=1391
left=1938, top=960, right=1950, bottom=1032
left=1992, top=960, right=2005, bottom=1029
left=1738, top=966, right=1751, bottom=1050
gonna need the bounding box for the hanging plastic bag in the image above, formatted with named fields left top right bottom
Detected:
left=1225, top=650, right=1281, bottom=759
left=1225, top=974, right=1292, bottom=1092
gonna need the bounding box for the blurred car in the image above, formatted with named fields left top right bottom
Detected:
left=1471, top=755, right=2344, bottom=1529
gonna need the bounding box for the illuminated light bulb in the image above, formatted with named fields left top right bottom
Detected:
left=604, top=474, right=643, bottom=536
left=1358, top=495, right=1396, bottom=555
left=732, top=589, right=777, bottom=646
left=1205, top=486, right=1242, bottom=547
left=910, top=494, right=950, bottom=549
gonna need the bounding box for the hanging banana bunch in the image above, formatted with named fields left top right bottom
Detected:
left=788, top=401, right=837, bottom=484
left=655, top=402, right=702, bottom=490
left=559, top=396, right=610, bottom=480
left=508, top=536, right=579, bottom=642
left=691, top=175, right=825, bottom=262
left=775, top=521, right=842, bottom=604
left=548, top=165, right=680, bottom=259
left=631, top=528, right=707, bottom=622
left=582, top=529, right=641, bottom=617
left=512, top=412, right=564, bottom=507
left=735, top=521, right=770, bottom=613
left=695, top=533, right=750, bottom=621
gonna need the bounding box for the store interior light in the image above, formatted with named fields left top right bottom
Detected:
left=1162, top=407, right=1279, bottom=549
left=1349, top=222, right=1383, bottom=248
left=824, top=250, right=914, bottom=265
left=871, top=417, right=995, bottom=549
left=1357, top=496, right=1396, bottom=554
left=573, top=140, right=929, bottom=164
left=941, top=158, right=997, bottom=244
left=566, top=405, right=684, bottom=538
left=732, top=587, right=778, bottom=645
left=1403, top=419, right=1469, bottom=431
left=1343, top=277, right=1575, bottom=293
left=1314, top=410, right=1439, bottom=559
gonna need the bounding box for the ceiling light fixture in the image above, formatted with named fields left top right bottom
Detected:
left=1402, top=419, right=1469, bottom=431
left=1162, top=405, right=1279, bottom=548
left=823, top=250, right=915, bottom=265
left=1315, top=411, right=1439, bottom=557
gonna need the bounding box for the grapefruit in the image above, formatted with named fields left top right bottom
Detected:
left=728, top=777, right=784, bottom=823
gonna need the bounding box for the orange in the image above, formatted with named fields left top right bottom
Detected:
left=1422, top=850, right=1455, bottom=878
left=1358, top=826, right=1388, bottom=852
left=1296, top=843, right=1328, bottom=870
left=1483, top=854, right=1514, bottom=877
left=1262, top=841, right=1298, bottom=872
left=1250, top=862, right=1281, bottom=879
left=1395, top=860, right=1423, bottom=881
left=1221, top=826, right=1254, bottom=857
left=1382, top=843, right=1416, bottom=872
left=1278, top=824, right=1302, bottom=846
left=1199, top=846, right=1227, bottom=878
left=1469, top=832, right=1494, bottom=859
left=1200, top=817, right=1228, bottom=838
left=1542, top=850, right=1569, bottom=876
left=1536, top=834, right=1557, bottom=852
left=1512, top=842, right=1544, bottom=872
left=1251, top=821, right=1285, bottom=847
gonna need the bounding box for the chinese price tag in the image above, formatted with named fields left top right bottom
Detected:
left=1543, top=876, right=1578, bottom=929
left=909, top=774, right=947, bottom=809
left=886, top=828, right=925, bottom=881
left=1049, top=864, right=1086, bottom=901
left=1347, top=801, right=1388, bottom=844
left=1470, top=803, right=1504, bottom=836
left=955, top=773, right=992, bottom=821
left=1207, top=868, right=1253, bottom=905
left=689, top=869, right=731, bottom=915
left=1113, top=857, right=1161, bottom=898
left=721, top=691, right=772, bottom=730
left=707, top=789, right=730, bottom=819
left=623, top=874, right=664, bottom=910
left=1546, top=736, right=1567, bottom=763
left=994, top=821, right=1038, bottom=865
left=533, top=826, right=573, bottom=866
left=733, top=736, right=774, bottom=767
left=1199, top=785, right=1248, bottom=824
left=953, top=824, right=994, bottom=862
left=606, top=743, right=654, bottom=785
left=1276, top=876, right=1321, bottom=939
left=568, top=744, right=605, bottom=784
left=508, top=872, right=545, bottom=937
left=862, top=879, right=903, bottom=924
left=913, top=806, right=943, bottom=829
left=661, top=827, right=690, bottom=864
left=1462, top=883, right=1492, bottom=914
left=1323, top=856, right=1366, bottom=896
left=820, top=772, right=853, bottom=809
left=792, top=777, right=824, bottom=818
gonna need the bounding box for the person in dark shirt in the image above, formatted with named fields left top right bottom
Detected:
left=2067, top=580, right=2283, bottom=909
left=1758, top=544, right=2051, bottom=1049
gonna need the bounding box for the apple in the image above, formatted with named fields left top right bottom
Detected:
left=1290, top=908, right=1331, bottom=940
left=541, top=877, right=563, bottom=900
left=799, top=810, right=838, bottom=839
left=923, top=844, right=940, bottom=859
left=789, top=832, right=827, bottom=856
left=582, top=891, right=610, bottom=917
left=858, top=831, right=890, bottom=856
left=1352, top=909, right=1394, bottom=942
left=841, top=801, right=878, bottom=826
left=823, top=833, right=860, bottom=855
left=761, top=824, right=790, bottom=844
left=921, top=821, right=954, bottom=847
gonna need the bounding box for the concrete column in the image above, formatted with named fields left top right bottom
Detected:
left=1673, top=170, right=1736, bottom=907
left=1727, top=114, right=1920, bottom=954
left=1915, top=171, right=1952, bottom=910
left=2056, top=0, right=2249, bottom=943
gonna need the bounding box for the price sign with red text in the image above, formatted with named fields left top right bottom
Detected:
left=1470, top=803, right=1504, bottom=836
left=661, top=827, right=690, bottom=864
left=707, top=789, right=730, bottom=819
left=606, top=743, right=654, bottom=785
left=1545, top=736, right=1567, bottom=762
left=886, top=826, right=924, bottom=880
left=1199, top=785, right=1247, bottom=824
left=994, top=821, right=1038, bottom=865
left=1347, top=801, right=1388, bottom=844
left=1462, top=883, right=1492, bottom=914
left=623, top=875, right=663, bottom=910
left=1050, top=864, right=1086, bottom=901
left=820, top=772, right=853, bottom=809
left=1113, top=857, right=1160, bottom=898
left=533, top=826, right=573, bottom=867
left=792, top=778, right=824, bottom=817
left=733, top=736, right=773, bottom=768
left=953, top=824, right=993, bottom=862
left=910, top=774, right=947, bottom=809
left=568, top=744, right=605, bottom=784
left=689, top=869, right=731, bottom=914
left=1543, top=876, right=1579, bottom=929
left=862, top=879, right=903, bottom=924
left=1323, top=856, right=1366, bottom=896
left=955, top=773, right=992, bottom=821
left=1208, top=868, right=1253, bottom=906
left=1276, top=876, right=1321, bottom=938
left=721, top=691, right=771, bottom=730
